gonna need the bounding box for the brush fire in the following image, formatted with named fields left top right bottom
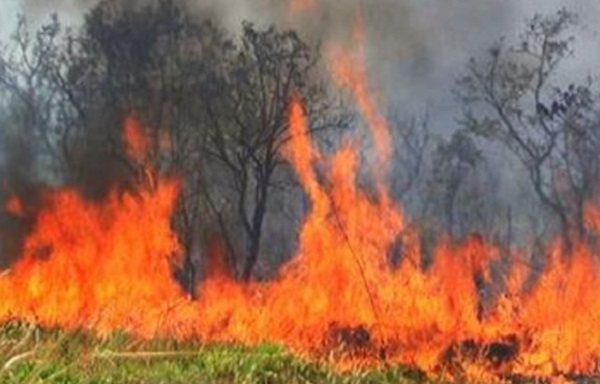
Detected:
left=1, top=1, right=600, bottom=383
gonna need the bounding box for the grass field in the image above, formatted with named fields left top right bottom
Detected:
left=0, top=322, right=433, bottom=384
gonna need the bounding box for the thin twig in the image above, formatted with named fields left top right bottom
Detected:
left=2, top=350, right=35, bottom=371
left=92, top=350, right=198, bottom=359
left=8, top=323, right=36, bottom=354
left=323, top=186, right=381, bottom=323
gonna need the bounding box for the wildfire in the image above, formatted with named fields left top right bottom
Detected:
left=3, top=11, right=600, bottom=384
left=327, top=12, right=392, bottom=177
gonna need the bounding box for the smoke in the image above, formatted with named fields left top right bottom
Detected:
left=173, top=0, right=515, bottom=121
left=0, top=113, right=42, bottom=268
left=10, top=0, right=514, bottom=112
left=184, top=1, right=518, bottom=114
left=12, top=0, right=598, bottom=117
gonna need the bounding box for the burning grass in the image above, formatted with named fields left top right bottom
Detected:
left=4, top=102, right=600, bottom=384
left=5, top=16, right=600, bottom=383
left=0, top=322, right=427, bottom=384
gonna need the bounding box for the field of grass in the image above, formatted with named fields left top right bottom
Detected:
left=0, top=322, right=431, bottom=384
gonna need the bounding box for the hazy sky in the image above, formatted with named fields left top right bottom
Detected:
left=1, top=0, right=599, bottom=130
left=0, top=0, right=19, bottom=37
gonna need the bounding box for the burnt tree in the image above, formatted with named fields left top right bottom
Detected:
left=456, top=8, right=600, bottom=248
left=200, top=23, right=346, bottom=280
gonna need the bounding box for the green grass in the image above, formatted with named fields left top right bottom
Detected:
left=0, top=322, right=429, bottom=384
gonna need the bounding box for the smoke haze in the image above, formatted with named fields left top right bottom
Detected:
left=9, top=0, right=599, bottom=126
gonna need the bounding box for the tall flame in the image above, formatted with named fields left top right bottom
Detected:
left=327, top=11, right=392, bottom=178
left=4, top=22, right=600, bottom=384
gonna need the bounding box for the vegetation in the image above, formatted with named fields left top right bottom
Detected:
left=0, top=0, right=347, bottom=286
left=456, top=8, right=600, bottom=248
left=0, top=323, right=427, bottom=384
left=2, top=3, right=600, bottom=382
left=1, top=0, right=598, bottom=282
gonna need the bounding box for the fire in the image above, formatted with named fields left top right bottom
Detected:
left=289, top=0, right=316, bottom=13
left=0, top=184, right=184, bottom=338
left=4, top=20, right=600, bottom=384
left=123, top=115, right=149, bottom=163
left=5, top=196, right=24, bottom=217
left=0, top=119, right=186, bottom=337
left=327, top=11, right=392, bottom=177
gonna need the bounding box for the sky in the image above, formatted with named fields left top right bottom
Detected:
left=1, top=0, right=599, bottom=125
left=1, top=0, right=599, bottom=145
left=0, top=0, right=19, bottom=37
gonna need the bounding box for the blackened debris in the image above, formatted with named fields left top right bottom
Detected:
left=443, top=335, right=519, bottom=372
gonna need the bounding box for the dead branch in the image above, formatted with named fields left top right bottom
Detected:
left=92, top=350, right=198, bottom=360
left=1, top=350, right=35, bottom=371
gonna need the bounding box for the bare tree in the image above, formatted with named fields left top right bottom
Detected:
left=455, top=8, right=600, bottom=248
left=421, top=130, right=485, bottom=238
left=0, top=0, right=349, bottom=285
left=389, top=113, right=431, bottom=206
left=0, top=1, right=233, bottom=292
left=0, top=14, right=67, bottom=181
left=75, top=0, right=238, bottom=294
left=200, top=23, right=348, bottom=280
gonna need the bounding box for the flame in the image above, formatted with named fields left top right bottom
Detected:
left=0, top=183, right=184, bottom=337
left=327, top=11, right=392, bottom=177
left=5, top=196, right=24, bottom=217
left=4, top=25, right=600, bottom=384
left=123, top=116, right=149, bottom=163
left=289, top=0, right=316, bottom=13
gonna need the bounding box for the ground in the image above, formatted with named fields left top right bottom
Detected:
left=0, top=322, right=428, bottom=384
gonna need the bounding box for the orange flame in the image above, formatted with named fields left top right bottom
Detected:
left=5, top=196, right=24, bottom=217
left=289, top=0, right=316, bottom=13
left=327, top=11, right=392, bottom=178
left=4, top=32, right=600, bottom=383
left=124, top=116, right=149, bottom=163
left=2, top=107, right=600, bottom=381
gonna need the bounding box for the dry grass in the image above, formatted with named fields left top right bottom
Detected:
left=0, top=322, right=428, bottom=384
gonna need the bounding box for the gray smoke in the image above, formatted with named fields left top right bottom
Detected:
left=10, top=0, right=600, bottom=117
left=8, top=0, right=513, bottom=113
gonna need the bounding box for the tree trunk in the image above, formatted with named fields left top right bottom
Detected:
left=558, top=211, right=573, bottom=255
left=182, top=253, right=197, bottom=299
left=575, top=197, right=586, bottom=241
left=241, top=181, right=270, bottom=281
